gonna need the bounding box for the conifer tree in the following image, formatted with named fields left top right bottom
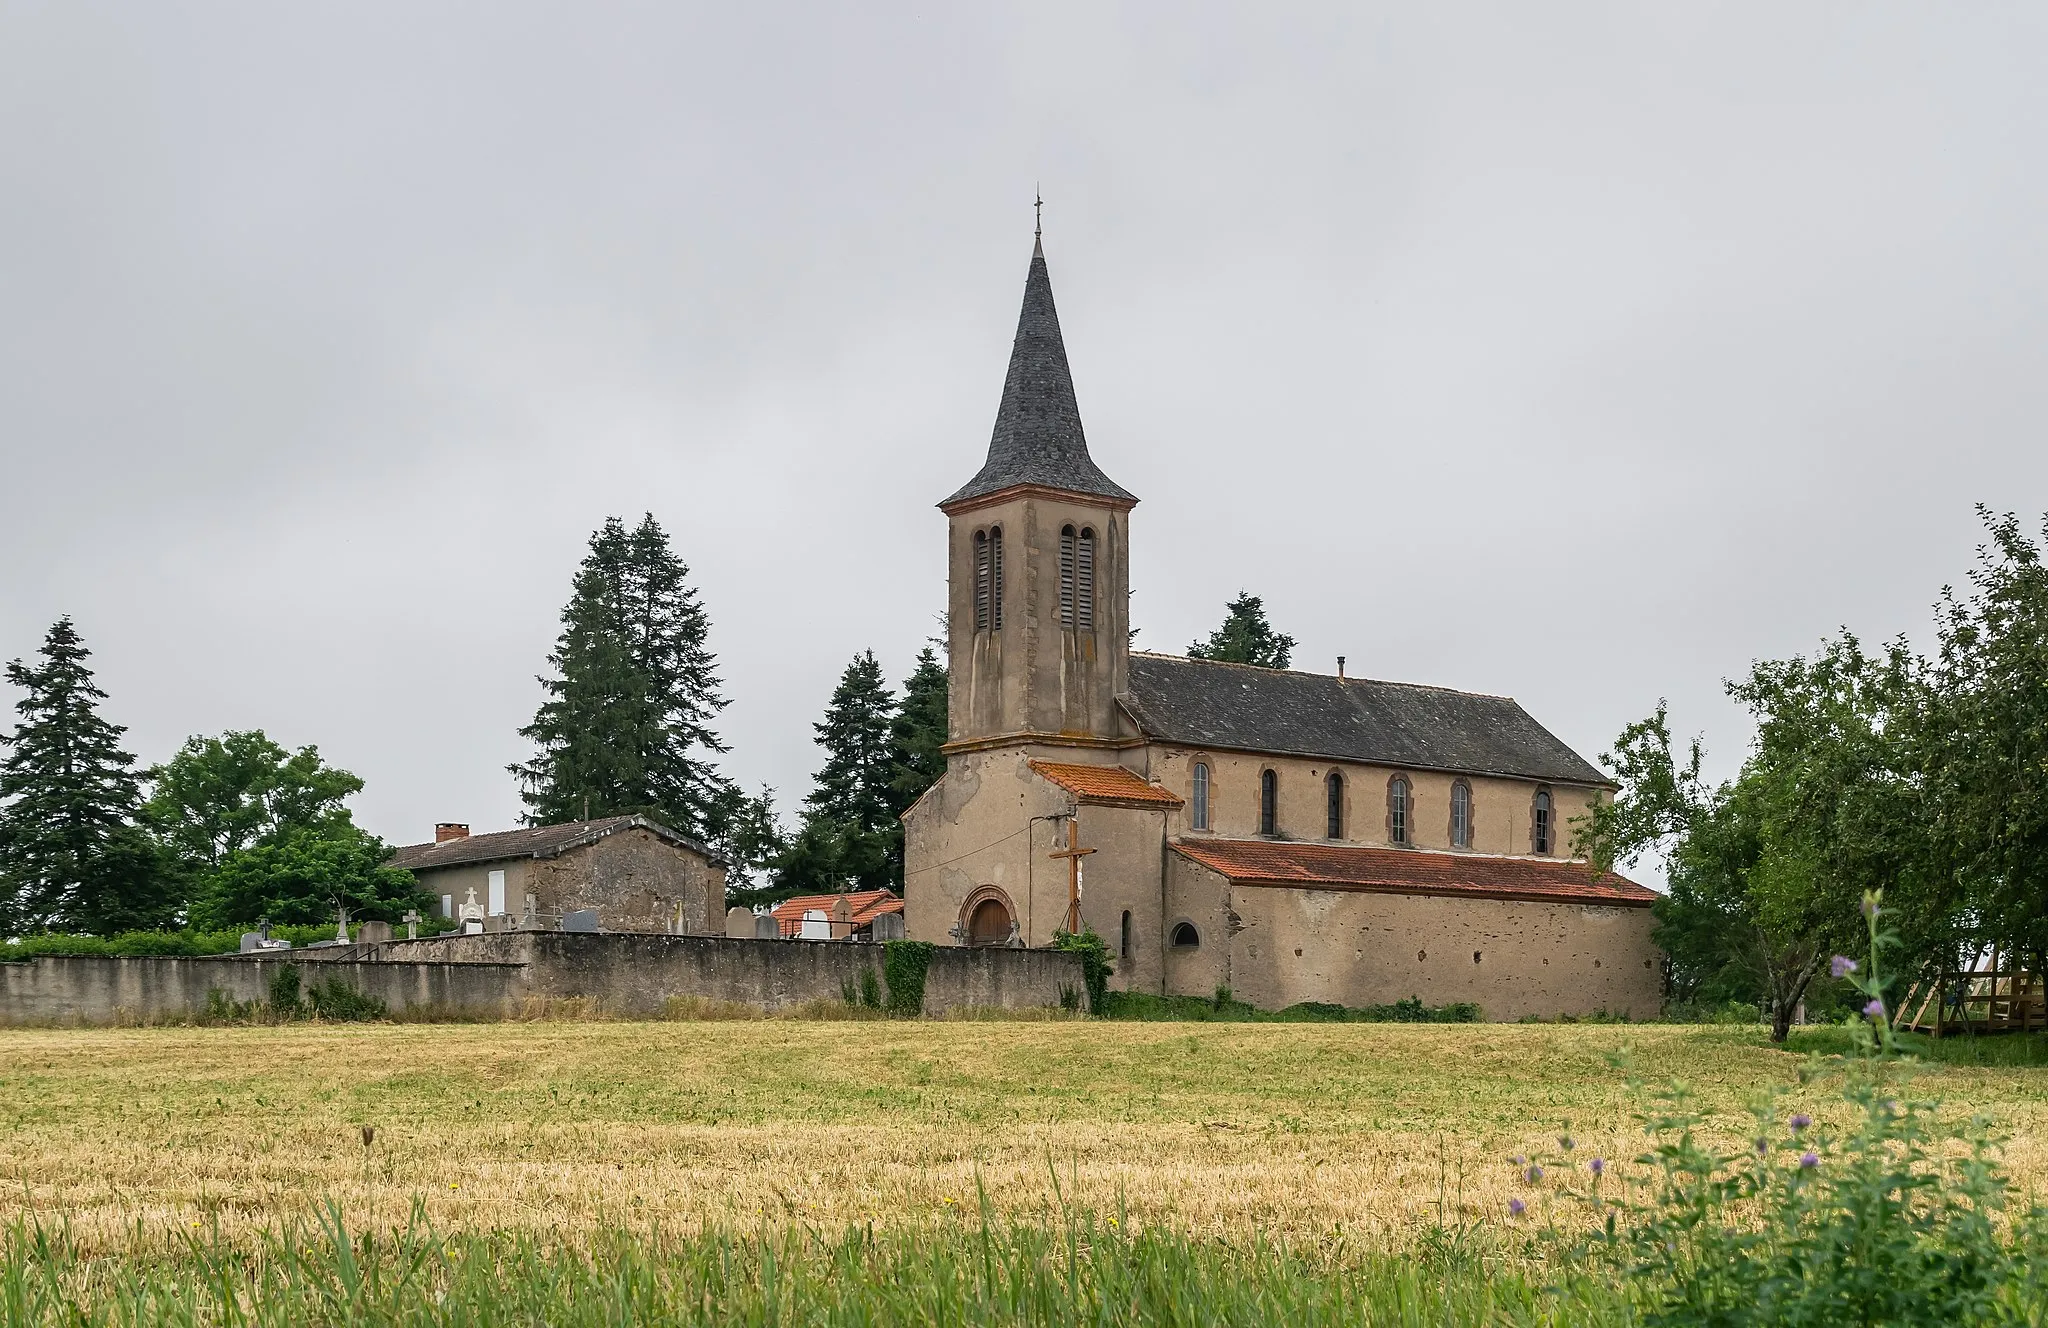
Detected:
left=1187, top=592, right=1296, bottom=670
left=785, top=650, right=900, bottom=894
left=0, top=618, right=173, bottom=934
left=511, top=514, right=731, bottom=838
left=889, top=644, right=949, bottom=816
left=709, top=781, right=788, bottom=908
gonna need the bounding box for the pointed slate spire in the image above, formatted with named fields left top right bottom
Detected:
left=941, top=238, right=1135, bottom=508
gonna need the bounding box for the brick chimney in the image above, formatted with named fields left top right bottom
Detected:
left=435, top=822, right=470, bottom=844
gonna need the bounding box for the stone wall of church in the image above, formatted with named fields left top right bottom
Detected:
left=1163, top=855, right=1662, bottom=1020
left=903, top=748, right=1169, bottom=961
left=1140, top=746, right=1604, bottom=857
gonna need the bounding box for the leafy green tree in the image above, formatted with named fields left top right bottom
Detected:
left=1923, top=507, right=2048, bottom=957
left=145, top=731, right=363, bottom=873
left=1585, top=637, right=1927, bottom=1040
left=1187, top=592, right=1295, bottom=669
left=190, top=826, right=425, bottom=931
left=512, top=514, right=732, bottom=838
left=0, top=618, right=176, bottom=934
left=782, top=650, right=901, bottom=895
left=889, top=644, right=949, bottom=815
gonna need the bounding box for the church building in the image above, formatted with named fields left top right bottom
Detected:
left=900, top=236, right=1663, bottom=1021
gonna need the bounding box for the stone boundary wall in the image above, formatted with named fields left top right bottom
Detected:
left=0, top=955, right=526, bottom=1025
left=0, top=934, right=1080, bottom=1025
left=372, top=931, right=1081, bottom=1018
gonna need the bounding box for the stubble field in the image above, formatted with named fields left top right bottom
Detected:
left=6, top=1019, right=2048, bottom=1256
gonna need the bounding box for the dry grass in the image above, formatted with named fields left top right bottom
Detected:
left=3, top=1021, right=2045, bottom=1254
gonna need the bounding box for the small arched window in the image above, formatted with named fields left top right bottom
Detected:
left=1119, top=910, right=1132, bottom=959
left=1171, top=922, right=1200, bottom=949
left=1259, top=769, right=1278, bottom=837
left=1191, top=762, right=1211, bottom=830
left=1388, top=776, right=1410, bottom=845
left=1325, top=771, right=1344, bottom=840
left=1450, top=780, right=1473, bottom=849
left=1532, top=788, right=1553, bottom=855
left=973, top=527, right=1005, bottom=632
left=1059, top=525, right=1078, bottom=627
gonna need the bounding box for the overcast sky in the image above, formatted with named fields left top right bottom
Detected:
left=3, top=4, right=2044, bottom=866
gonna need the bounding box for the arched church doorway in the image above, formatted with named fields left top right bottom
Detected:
left=966, top=896, right=1013, bottom=947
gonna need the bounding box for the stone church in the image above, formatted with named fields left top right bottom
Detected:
left=901, top=236, right=1663, bottom=1020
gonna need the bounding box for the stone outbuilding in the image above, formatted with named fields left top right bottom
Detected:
left=388, top=815, right=726, bottom=935
left=899, top=233, right=1663, bottom=1021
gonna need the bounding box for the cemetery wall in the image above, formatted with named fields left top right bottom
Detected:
left=0, top=933, right=1080, bottom=1024
left=0, top=954, right=526, bottom=1025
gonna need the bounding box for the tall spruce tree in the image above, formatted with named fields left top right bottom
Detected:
left=0, top=618, right=173, bottom=934
left=785, top=650, right=901, bottom=894
left=511, top=514, right=731, bottom=838
left=889, top=644, right=949, bottom=816
left=1187, top=592, right=1296, bottom=669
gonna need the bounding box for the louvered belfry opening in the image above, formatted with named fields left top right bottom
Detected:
left=1076, top=528, right=1094, bottom=628
left=1059, top=525, right=1077, bottom=627
left=973, top=526, right=1005, bottom=632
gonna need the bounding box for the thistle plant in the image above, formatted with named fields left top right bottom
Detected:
left=1505, top=890, right=2046, bottom=1325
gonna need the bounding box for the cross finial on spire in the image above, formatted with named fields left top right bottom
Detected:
left=1034, top=186, right=1042, bottom=240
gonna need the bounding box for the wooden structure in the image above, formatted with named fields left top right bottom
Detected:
left=1896, top=950, right=2044, bottom=1037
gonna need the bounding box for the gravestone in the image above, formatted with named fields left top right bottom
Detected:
left=869, top=912, right=907, bottom=942
left=725, top=906, right=757, bottom=939
left=402, top=909, right=421, bottom=941
left=457, top=886, right=485, bottom=930
left=357, top=920, right=392, bottom=945
left=485, top=913, right=515, bottom=934
left=561, top=909, right=600, bottom=934
left=755, top=913, right=781, bottom=940
left=799, top=908, right=831, bottom=941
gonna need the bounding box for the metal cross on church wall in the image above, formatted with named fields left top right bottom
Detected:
left=1046, top=815, right=1095, bottom=936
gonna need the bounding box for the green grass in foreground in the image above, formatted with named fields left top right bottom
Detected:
left=0, top=1204, right=1622, bottom=1328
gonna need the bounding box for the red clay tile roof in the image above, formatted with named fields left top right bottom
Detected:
left=388, top=815, right=725, bottom=871
left=1170, top=839, right=1656, bottom=907
left=1028, top=760, right=1183, bottom=808
left=769, top=889, right=905, bottom=937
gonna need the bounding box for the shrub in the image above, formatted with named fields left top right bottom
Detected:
left=881, top=940, right=935, bottom=1017
left=305, top=978, right=386, bottom=1022
left=267, top=965, right=303, bottom=1016
left=1048, top=928, right=1112, bottom=1014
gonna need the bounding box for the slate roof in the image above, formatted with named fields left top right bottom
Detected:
left=1124, top=653, right=1612, bottom=786
left=941, top=239, right=1136, bottom=509
left=1171, top=839, right=1656, bottom=907
left=1028, top=760, right=1184, bottom=808
left=769, top=889, right=904, bottom=938
left=387, top=815, right=725, bottom=871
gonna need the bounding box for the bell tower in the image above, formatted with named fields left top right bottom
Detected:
left=939, top=236, right=1136, bottom=752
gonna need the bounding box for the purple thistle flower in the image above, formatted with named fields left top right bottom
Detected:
left=1508, top=1197, right=1526, bottom=1217
left=1830, top=955, right=1858, bottom=979
left=1589, top=1157, right=1605, bottom=1177
left=1864, top=998, right=1886, bottom=1020
left=1526, top=1165, right=1544, bottom=1183
left=1790, top=1114, right=1811, bottom=1132
left=1511, top=1155, right=1526, bottom=1167
left=1755, top=1137, right=1769, bottom=1156
left=1799, top=1152, right=1819, bottom=1169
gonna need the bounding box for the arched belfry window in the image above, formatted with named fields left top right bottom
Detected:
left=974, top=527, right=1004, bottom=632
left=1451, top=780, right=1473, bottom=849
left=1191, top=762, right=1211, bottom=830
left=1259, top=769, right=1278, bottom=837
left=1387, top=776, right=1411, bottom=846
left=1076, top=527, right=1095, bottom=629
left=1326, top=772, right=1344, bottom=840
left=1532, top=788, right=1553, bottom=855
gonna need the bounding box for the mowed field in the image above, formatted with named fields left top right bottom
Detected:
left=5, top=1020, right=2048, bottom=1254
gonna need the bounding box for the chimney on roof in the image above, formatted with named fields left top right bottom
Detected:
left=435, top=823, right=470, bottom=843
left=1337, top=656, right=1346, bottom=679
